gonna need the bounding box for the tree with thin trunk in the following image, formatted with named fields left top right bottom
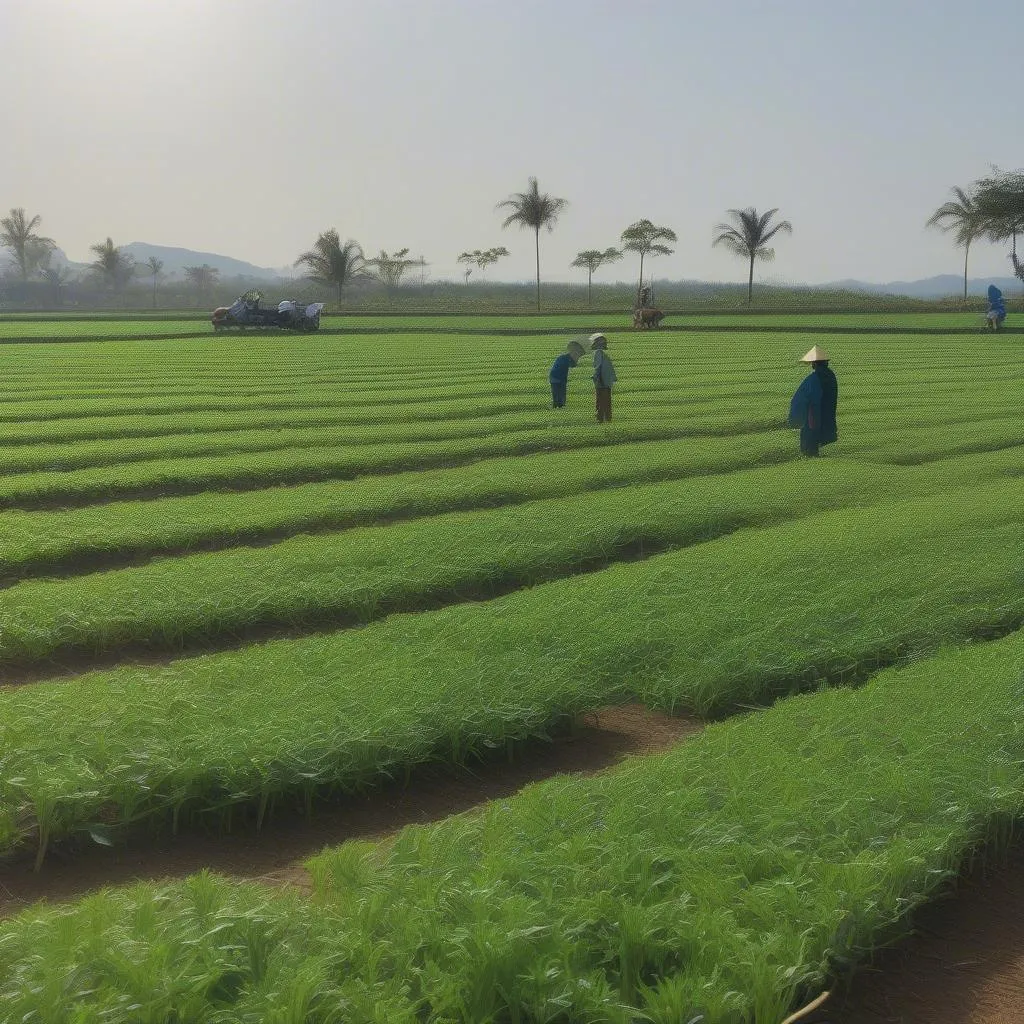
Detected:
left=457, top=246, right=510, bottom=281
left=620, top=220, right=676, bottom=306
left=89, top=237, right=136, bottom=296
left=972, top=168, right=1024, bottom=285
left=711, top=207, right=792, bottom=305
left=571, top=247, right=623, bottom=308
left=926, top=187, right=987, bottom=301
left=294, top=229, right=365, bottom=307
left=497, top=177, right=568, bottom=311
left=183, top=264, right=220, bottom=306
left=0, top=208, right=55, bottom=281
left=365, top=248, right=421, bottom=293
left=145, top=256, right=164, bottom=308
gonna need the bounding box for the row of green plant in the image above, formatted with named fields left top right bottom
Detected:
left=0, top=432, right=798, bottom=581
left=0, top=379, right=1000, bottom=474
left=0, top=481, right=1020, bottom=865
left=2, top=459, right=1020, bottom=676
left=0, top=367, right=999, bottom=446
left=0, top=310, right=1008, bottom=340
left=0, top=626, right=1021, bottom=1020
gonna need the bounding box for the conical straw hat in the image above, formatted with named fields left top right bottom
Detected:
left=800, top=345, right=830, bottom=363
left=566, top=340, right=585, bottom=359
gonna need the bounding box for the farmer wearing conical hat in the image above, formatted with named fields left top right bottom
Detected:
left=548, top=340, right=584, bottom=409
left=589, top=333, right=617, bottom=423
left=788, top=346, right=838, bottom=457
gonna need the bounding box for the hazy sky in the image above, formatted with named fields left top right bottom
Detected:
left=2, top=0, right=1021, bottom=285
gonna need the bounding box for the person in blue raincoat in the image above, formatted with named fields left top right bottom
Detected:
left=788, top=345, right=838, bottom=457
left=986, top=285, right=1007, bottom=330
left=548, top=340, right=584, bottom=408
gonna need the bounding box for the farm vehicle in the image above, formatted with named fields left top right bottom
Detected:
left=212, top=290, right=325, bottom=332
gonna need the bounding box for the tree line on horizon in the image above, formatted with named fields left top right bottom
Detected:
left=3, top=168, right=1022, bottom=310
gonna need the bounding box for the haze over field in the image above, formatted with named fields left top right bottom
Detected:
left=2, top=0, right=1021, bottom=285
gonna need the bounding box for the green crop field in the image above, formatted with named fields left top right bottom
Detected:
left=0, top=317, right=1021, bottom=1021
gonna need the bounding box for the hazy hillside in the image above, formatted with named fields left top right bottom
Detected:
left=122, top=243, right=298, bottom=281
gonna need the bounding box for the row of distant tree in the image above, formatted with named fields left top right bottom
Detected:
left=927, top=167, right=1024, bottom=300
left=4, top=169, right=1022, bottom=311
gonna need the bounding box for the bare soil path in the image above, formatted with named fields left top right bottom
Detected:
left=0, top=704, right=700, bottom=917
left=829, top=844, right=1024, bottom=1024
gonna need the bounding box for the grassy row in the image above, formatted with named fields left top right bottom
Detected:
left=0, top=386, right=1000, bottom=474
left=0, top=375, right=1004, bottom=448
left=0, top=482, right=1020, bottom=862
left=0, top=432, right=799, bottom=579
left=1, top=459, right=1020, bottom=674
left=0, top=311, right=999, bottom=339
left=0, top=629, right=1021, bottom=1020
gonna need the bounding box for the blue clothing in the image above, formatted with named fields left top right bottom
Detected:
left=549, top=353, right=576, bottom=384
left=551, top=381, right=567, bottom=407
left=592, top=350, right=617, bottom=388
left=987, top=284, right=1006, bottom=322
left=789, top=364, right=838, bottom=455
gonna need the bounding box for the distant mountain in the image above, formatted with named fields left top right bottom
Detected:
left=121, top=243, right=298, bottom=281
left=820, top=275, right=1019, bottom=298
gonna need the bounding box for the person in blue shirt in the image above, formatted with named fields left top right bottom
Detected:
left=788, top=345, right=838, bottom=457
left=549, top=341, right=583, bottom=408
left=986, top=284, right=1007, bottom=330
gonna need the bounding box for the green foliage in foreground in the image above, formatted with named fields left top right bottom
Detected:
left=0, top=480, right=1020, bottom=863
left=0, top=454, right=1019, bottom=673
left=1, top=631, right=1021, bottom=1022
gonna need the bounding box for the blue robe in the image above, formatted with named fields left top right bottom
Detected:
left=789, top=365, right=838, bottom=454
left=987, top=285, right=1006, bottom=323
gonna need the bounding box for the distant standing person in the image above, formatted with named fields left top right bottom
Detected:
left=548, top=341, right=583, bottom=408
left=788, top=345, right=838, bottom=456
left=590, top=332, right=617, bottom=423
left=986, top=284, right=1007, bottom=330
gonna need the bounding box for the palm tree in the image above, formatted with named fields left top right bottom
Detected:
left=926, top=187, right=987, bottom=301
left=497, top=177, right=568, bottom=311
left=972, top=168, right=1024, bottom=284
left=571, top=247, right=623, bottom=308
left=40, top=265, right=72, bottom=306
left=711, top=207, right=792, bottom=305
left=0, top=208, right=55, bottom=281
left=144, top=256, right=164, bottom=308
left=89, top=237, right=135, bottom=296
left=294, top=229, right=365, bottom=307
left=183, top=264, right=220, bottom=306
left=620, top=220, right=676, bottom=306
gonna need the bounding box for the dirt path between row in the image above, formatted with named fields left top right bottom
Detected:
left=829, top=843, right=1024, bottom=1024
left=0, top=704, right=700, bottom=917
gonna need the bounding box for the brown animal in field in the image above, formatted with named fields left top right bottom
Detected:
left=633, top=307, right=665, bottom=329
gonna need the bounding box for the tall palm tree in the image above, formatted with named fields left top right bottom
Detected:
left=712, top=207, right=792, bottom=305
left=89, top=237, right=135, bottom=295
left=972, top=168, right=1024, bottom=284
left=497, top=177, right=568, bottom=311
left=0, top=208, right=54, bottom=281
left=620, top=220, right=676, bottom=306
left=294, top=229, right=365, bottom=307
left=926, top=187, right=987, bottom=301
left=571, top=247, right=623, bottom=308
left=144, top=256, right=164, bottom=308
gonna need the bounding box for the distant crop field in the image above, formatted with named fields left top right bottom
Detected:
left=0, top=309, right=1002, bottom=340
left=0, top=318, right=1021, bottom=1021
